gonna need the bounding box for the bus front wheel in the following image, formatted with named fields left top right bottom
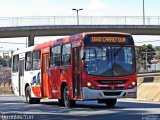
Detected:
left=63, top=86, right=75, bottom=107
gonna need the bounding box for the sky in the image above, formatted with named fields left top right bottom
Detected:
left=0, top=0, right=160, bottom=51
left=0, top=0, right=160, bottom=17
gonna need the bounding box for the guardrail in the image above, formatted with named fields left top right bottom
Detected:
left=0, top=16, right=160, bottom=27
left=137, top=72, right=160, bottom=77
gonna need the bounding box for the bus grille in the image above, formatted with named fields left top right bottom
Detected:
left=103, top=92, right=122, bottom=96
left=96, top=80, right=127, bottom=85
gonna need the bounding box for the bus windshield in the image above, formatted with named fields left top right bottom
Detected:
left=84, top=46, right=135, bottom=77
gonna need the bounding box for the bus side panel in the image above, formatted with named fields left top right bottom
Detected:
left=12, top=72, right=19, bottom=96
left=49, top=68, right=61, bottom=99
left=59, top=66, right=73, bottom=99
left=49, top=67, right=73, bottom=99
left=31, top=86, right=41, bottom=98
left=24, top=70, right=41, bottom=98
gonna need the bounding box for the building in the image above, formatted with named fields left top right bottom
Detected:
left=0, top=50, right=13, bottom=58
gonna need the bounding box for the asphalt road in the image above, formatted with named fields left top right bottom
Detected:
left=0, top=96, right=160, bottom=120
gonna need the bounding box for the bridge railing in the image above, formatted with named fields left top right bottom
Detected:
left=0, top=16, right=160, bottom=27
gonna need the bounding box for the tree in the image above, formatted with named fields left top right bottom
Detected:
left=0, top=56, right=12, bottom=68
left=136, top=44, right=155, bottom=72
left=154, top=53, right=160, bottom=59
left=0, top=68, right=11, bottom=84
left=154, top=46, right=160, bottom=59
left=154, top=46, right=160, bottom=51
left=5, top=57, right=12, bottom=67
left=0, top=57, right=7, bottom=67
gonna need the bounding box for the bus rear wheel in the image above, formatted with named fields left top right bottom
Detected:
left=105, top=99, right=117, bottom=107
left=25, top=86, right=40, bottom=104
left=63, top=86, right=75, bottom=107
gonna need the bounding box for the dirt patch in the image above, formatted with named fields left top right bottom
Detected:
left=0, top=84, right=13, bottom=95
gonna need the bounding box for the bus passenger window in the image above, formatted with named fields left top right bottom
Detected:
left=62, top=43, right=71, bottom=66
left=12, top=55, right=19, bottom=72
left=50, top=45, right=61, bottom=67
left=32, top=50, right=41, bottom=70
left=25, top=52, right=32, bottom=71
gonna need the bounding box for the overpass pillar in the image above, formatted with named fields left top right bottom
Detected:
left=28, top=34, right=35, bottom=47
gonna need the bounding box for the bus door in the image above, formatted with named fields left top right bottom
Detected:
left=42, top=53, right=50, bottom=98
left=73, top=47, right=82, bottom=99
left=19, top=59, right=24, bottom=96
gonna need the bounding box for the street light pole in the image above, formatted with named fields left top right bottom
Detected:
left=143, top=0, right=145, bottom=25
left=72, top=8, right=83, bottom=25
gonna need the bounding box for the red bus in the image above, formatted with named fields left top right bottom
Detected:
left=12, top=32, right=137, bottom=107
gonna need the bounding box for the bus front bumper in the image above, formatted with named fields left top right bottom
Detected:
left=82, top=87, right=137, bottom=100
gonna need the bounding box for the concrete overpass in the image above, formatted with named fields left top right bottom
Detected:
left=1, top=25, right=160, bottom=46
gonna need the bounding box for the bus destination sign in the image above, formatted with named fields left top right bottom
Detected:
left=91, top=37, right=126, bottom=43
left=84, top=34, right=134, bottom=45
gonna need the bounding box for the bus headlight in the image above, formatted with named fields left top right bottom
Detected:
left=129, top=81, right=136, bottom=88
left=87, top=82, right=92, bottom=87
left=86, top=82, right=95, bottom=89
left=132, top=82, right=136, bottom=86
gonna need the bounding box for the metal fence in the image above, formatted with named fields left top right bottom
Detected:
left=0, top=16, right=160, bottom=27
left=138, top=63, right=160, bottom=73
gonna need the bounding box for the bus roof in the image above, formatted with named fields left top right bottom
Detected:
left=13, top=46, right=35, bottom=55
left=82, top=31, right=131, bottom=36
left=12, top=31, right=132, bottom=55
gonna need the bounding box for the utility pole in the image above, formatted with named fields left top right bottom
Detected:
left=143, top=0, right=145, bottom=25
left=72, top=8, right=83, bottom=25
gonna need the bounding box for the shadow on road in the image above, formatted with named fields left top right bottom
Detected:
left=0, top=96, right=160, bottom=120
left=41, top=99, right=160, bottom=109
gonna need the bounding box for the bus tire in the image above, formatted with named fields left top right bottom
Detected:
left=63, top=85, right=75, bottom=107
left=25, top=86, right=35, bottom=104
left=105, top=99, right=117, bottom=107
left=58, top=99, right=64, bottom=106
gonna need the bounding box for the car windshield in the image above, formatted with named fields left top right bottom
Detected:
left=84, top=46, right=135, bottom=77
